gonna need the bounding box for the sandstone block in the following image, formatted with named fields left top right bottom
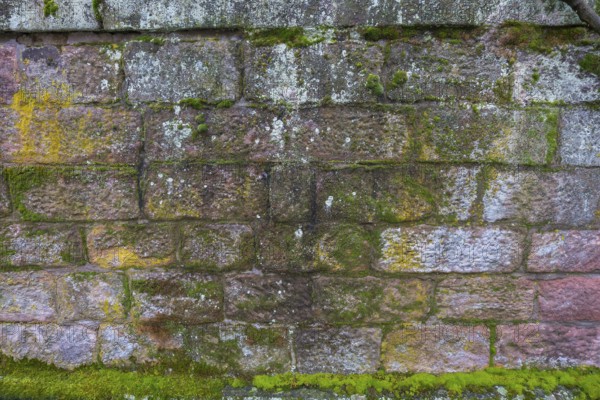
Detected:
left=437, top=277, right=536, bottom=321
left=528, top=230, right=600, bottom=272
left=313, top=276, right=431, bottom=323
left=538, top=277, right=600, bottom=321
left=270, top=165, right=314, bottom=222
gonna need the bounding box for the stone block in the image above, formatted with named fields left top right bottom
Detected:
left=224, top=273, right=312, bottom=323
left=376, top=226, right=524, bottom=273
left=538, top=277, right=600, bottom=321
left=124, top=41, right=240, bottom=103
left=436, top=276, right=536, bottom=321
left=180, top=223, right=255, bottom=270
left=143, top=163, right=269, bottom=220
left=270, top=165, right=314, bottom=222
left=560, top=108, right=600, bottom=166
left=0, top=223, right=84, bottom=267
left=0, top=106, right=141, bottom=164
left=6, top=166, right=139, bottom=221
left=87, top=223, right=176, bottom=269
left=528, top=230, right=600, bottom=272
left=0, top=271, right=57, bottom=322
left=130, top=270, right=223, bottom=323
left=295, top=327, right=381, bottom=374
left=382, top=324, right=490, bottom=373
left=313, top=276, right=431, bottom=323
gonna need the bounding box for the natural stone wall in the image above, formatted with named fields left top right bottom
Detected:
left=0, top=0, right=599, bottom=383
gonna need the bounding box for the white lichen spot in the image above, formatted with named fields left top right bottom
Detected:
left=294, top=228, right=303, bottom=239
left=325, top=195, right=334, bottom=211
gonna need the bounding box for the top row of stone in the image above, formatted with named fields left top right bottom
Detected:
left=1, top=0, right=596, bottom=32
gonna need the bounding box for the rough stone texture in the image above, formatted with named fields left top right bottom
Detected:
left=98, top=0, right=586, bottom=31
left=180, top=223, right=254, bottom=270
left=560, top=108, right=600, bottom=167
left=257, top=224, right=316, bottom=272
left=86, top=223, right=176, bottom=269
left=295, top=327, right=381, bottom=374
left=0, top=323, right=97, bottom=369
left=382, top=324, right=490, bottom=373
left=0, top=271, right=57, bottom=322
left=376, top=226, right=524, bottom=273
left=0, top=106, right=142, bottom=164
left=538, top=277, right=600, bottom=322
left=124, top=41, right=240, bottom=103
left=56, top=271, right=126, bottom=322
left=316, top=165, right=480, bottom=223
left=244, top=41, right=383, bottom=105
left=313, top=276, right=431, bottom=323
left=384, top=36, right=510, bottom=103
left=436, top=277, right=536, bottom=321
left=0, top=224, right=84, bottom=267
left=18, top=45, right=122, bottom=103
left=130, top=270, right=223, bottom=323
left=0, top=44, right=18, bottom=104
left=0, top=169, right=9, bottom=217
left=514, top=49, right=600, bottom=104
left=143, top=163, right=269, bottom=221
left=495, top=324, right=600, bottom=368
left=0, top=0, right=99, bottom=31
left=7, top=166, right=139, bottom=221
left=483, top=168, right=600, bottom=226
left=270, top=165, right=314, bottom=222
left=528, top=230, right=600, bottom=272
left=411, top=106, right=558, bottom=165
left=224, top=273, right=313, bottom=323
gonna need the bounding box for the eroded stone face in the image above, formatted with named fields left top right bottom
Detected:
left=0, top=0, right=99, bottom=31
left=377, top=226, right=524, bottom=273
left=528, top=230, right=600, bottom=272
left=295, top=327, right=382, bottom=374
left=0, top=271, right=57, bottom=322
left=538, top=277, right=600, bottom=322
left=0, top=44, right=18, bottom=104
left=382, top=324, right=490, bottom=373
left=560, top=108, right=600, bottom=167
left=124, top=40, right=240, bottom=103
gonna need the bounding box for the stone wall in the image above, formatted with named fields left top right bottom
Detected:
left=0, top=0, right=599, bottom=377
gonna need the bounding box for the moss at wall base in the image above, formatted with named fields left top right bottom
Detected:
left=1, top=356, right=599, bottom=399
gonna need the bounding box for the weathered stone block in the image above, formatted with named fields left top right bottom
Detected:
left=436, top=277, right=536, bottom=321
left=181, top=224, right=254, bottom=270
left=124, top=41, right=240, bottom=103
left=383, top=37, right=510, bottom=103
left=224, top=273, right=312, bottom=323
left=560, top=108, right=600, bottom=166
left=144, top=106, right=282, bottom=162
left=143, top=163, right=268, bottom=220
left=270, top=165, right=314, bottom=222
left=257, top=224, right=316, bottom=271
left=528, top=230, right=600, bottom=272
left=376, top=226, right=524, bottom=273
left=538, top=277, right=600, bottom=321
left=19, top=45, right=122, bottom=103
left=295, top=327, right=381, bottom=374
left=0, top=106, right=141, bottom=164
left=483, top=168, right=600, bottom=226
left=7, top=166, right=139, bottom=221
left=0, top=0, right=99, bottom=31
left=382, top=324, right=490, bottom=373
left=0, top=224, right=84, bottom=267
left=411, top=106, right=558, bottom=165
left=495, top=323, right=600, bottom=368
left=313, top=276, right=431, bottom=323
left=244, top=41, right=383, bottom=105
left=0, top=271, right=57, bottom=322
left=87, top=223, right=176, bottom=269
left=316, top=165, right=478, bottom=223
left=0, top=323, right=97, bottom=369
left=292, top=106, right=409, bottom=161
left=313, top=224, right=377, bottom=272
left=57, top=271, right=126, bottom=322
left=0, top=45, right=18, bottom=104
left=130, top=270, right=223, bottom=324
left=514, top=49, right=600, bottom=104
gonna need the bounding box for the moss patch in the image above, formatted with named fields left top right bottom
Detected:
left=248, top=28, right=324, bottom=48
left=365, top=74, right=384, bottom=96
left=497, top=22, right=593, bottom=53
left=362, top=26, right=401, bottom=41
left=579, top=54, right=600, bottom=77
left=43, top=0, right=59, bottom=17
left=92, top=0, right=103, bottom=24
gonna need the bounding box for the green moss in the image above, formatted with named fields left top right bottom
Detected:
left=245, top=326, right=286, bottom=347
left=216, top=99, right=234, bottom=108
left=390, top=70, right=408, bottom=89
left=488, top=324, right=497, bottom=367
left=92, top=0, right=103, bottom=24
left=136, top=35, right=166, bottom=45
left=121, top=274, right=132, bottom=317
left=498, top=22, right=592, bottom=54
left=579, top=54, right=600, bottom=77
left=43, top=0, right=59, bottom=17
left=179, top=98, right=210, bottom=110
left=544, top=111, right=559, bottom=164
left=531, top=68, right=540, bottom=84
left=5, top=167, right=55, bottom=222
left=365, top=74, right=384, bottom=96
left=493, top=75, right=513, bottom=104
left=249, top=28, right=323, bottom=48
left=191, top=124, right=209, bottom=140
left=362, top=26, right=400, bottom=41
